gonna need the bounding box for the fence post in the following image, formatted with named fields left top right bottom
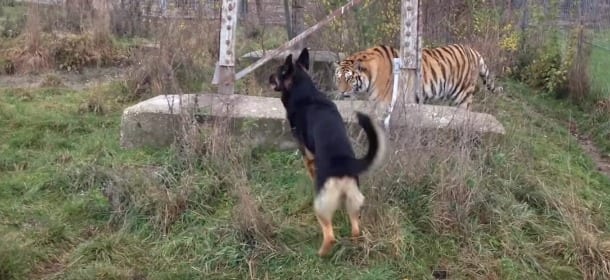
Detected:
left=291, top=0, right=305, bottom=50
left=212, top=0, right=239, bottom=94
left=283, top=0, right=293, bottom=40
left=387, top=0, right=422, bottom=132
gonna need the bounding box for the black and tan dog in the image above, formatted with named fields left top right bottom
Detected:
left=269, top=48, right=387, bottom=257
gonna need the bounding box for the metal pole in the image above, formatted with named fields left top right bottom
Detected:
left=212, top=0, right=239, bottom=94
left=387, top=0, right=422, bottom=132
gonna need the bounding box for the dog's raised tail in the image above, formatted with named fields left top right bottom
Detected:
left=353, top=111, right=387, bottom=174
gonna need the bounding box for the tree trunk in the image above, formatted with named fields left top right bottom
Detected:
left=255, top=0, right=264, bottom=25
left=239, top=0, right=248, bottom=21
left=92, top=0, right=112, bottom=45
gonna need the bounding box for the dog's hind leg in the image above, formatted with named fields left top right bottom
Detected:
left=344, top=178, right=365, bottom=238
left=314, top=214, right=336, bottom=257
left=304, top=158, right=316, bottom=180
left=303, top=149, right=316, bottom=181
left=313, top=178, right=343, bottom=257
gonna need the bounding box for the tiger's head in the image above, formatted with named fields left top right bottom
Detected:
left=333, top=60, right=370, bottom=100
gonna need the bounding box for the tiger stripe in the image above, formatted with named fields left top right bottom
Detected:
left=334, top=44, right=503, bottom=110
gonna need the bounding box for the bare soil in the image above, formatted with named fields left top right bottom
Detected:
left=0, top=66, right=129, bottom=91
left=569, top=120, right=610, bottom=177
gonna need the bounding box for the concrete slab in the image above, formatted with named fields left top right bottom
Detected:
left=120, top=93, right=506, bottom=150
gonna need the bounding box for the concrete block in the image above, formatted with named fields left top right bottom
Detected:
left=120, top=93, right=505, bottom=150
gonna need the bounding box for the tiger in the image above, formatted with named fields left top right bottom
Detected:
left=334, top=44, right=503, bottom=110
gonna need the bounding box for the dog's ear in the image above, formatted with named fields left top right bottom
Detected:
left=282, top=54, right=294, bottom=75
left=296, top=48, right=310, bottom=71
left=284, top=54, right=293, bottom=67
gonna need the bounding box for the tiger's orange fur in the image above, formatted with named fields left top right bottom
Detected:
left=334, top=44, right=502, bottom=110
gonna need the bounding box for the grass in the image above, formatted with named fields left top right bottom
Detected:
left=526, top=87, right=610, bottom=155
left=578, top=29, right=610, bottom=153
left=0, top=1, right=25, bottom=72
left=519, top=28, right=610, bottom=155
left=0, top=1, right=26, bottom=38
left=519, top=26, right=610, bottom=155
left=586, top=31, right=610, bottom=154
left=1, top=75, right=610, bottom=279
left=590, top=29, right=610, bottom=100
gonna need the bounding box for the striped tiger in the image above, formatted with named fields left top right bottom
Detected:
left=334, top=44, right=503, bottom=110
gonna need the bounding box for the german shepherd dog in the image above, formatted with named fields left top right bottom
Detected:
left=269, top=48, right=387, bottom=257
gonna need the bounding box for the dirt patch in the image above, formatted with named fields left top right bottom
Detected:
left=568, top=121, right=610, bottom=177
left=0, top=66, right=129, bottom=90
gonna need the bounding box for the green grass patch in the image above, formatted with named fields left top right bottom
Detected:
left=0, top=80, right=609, bottom=279
left=504, top=80, right=610, bottom=154
left=577, top=29, right=610, bottom=154
left=0, top=1, right=26, bottom=39
left=590, top=29, right=610, bottom=100
left=590, top=44, right=610, bottom=99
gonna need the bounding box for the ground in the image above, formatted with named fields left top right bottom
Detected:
left=0, top=67, right=127, bottom=90
left=1, top=64, right=610, bottom=279
left=569, top=122, right=610, bottom=176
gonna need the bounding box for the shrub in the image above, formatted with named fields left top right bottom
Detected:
left=51, top=33, right=127, bottom=72
left=9, top=4, right=52, bottom=74
left=124, top=19, right=217, bottom=101
left=520, top=37, right=567, bottom=94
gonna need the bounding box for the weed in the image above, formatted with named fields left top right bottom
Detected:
left=9, top=4, right=51, bottom=74
left=51, top=33, right=127, bottom=72
left=39, top=74, right=64, bottom=88
left=0, top=241, right=31, bottom=280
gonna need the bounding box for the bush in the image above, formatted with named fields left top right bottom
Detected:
left=124, top=19, right=217, bottom=101
left=51, top=33, right=128, bottom=72
left=0, top=57, right=15, bottom=75
left=516, top=24, right=593, bottom=103
left=519, top=34, right=568, bottom=94
left=9, top=4, right=52, bottom=74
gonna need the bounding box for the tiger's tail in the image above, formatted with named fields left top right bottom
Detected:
left=476, top=52, right=503, bottom=94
